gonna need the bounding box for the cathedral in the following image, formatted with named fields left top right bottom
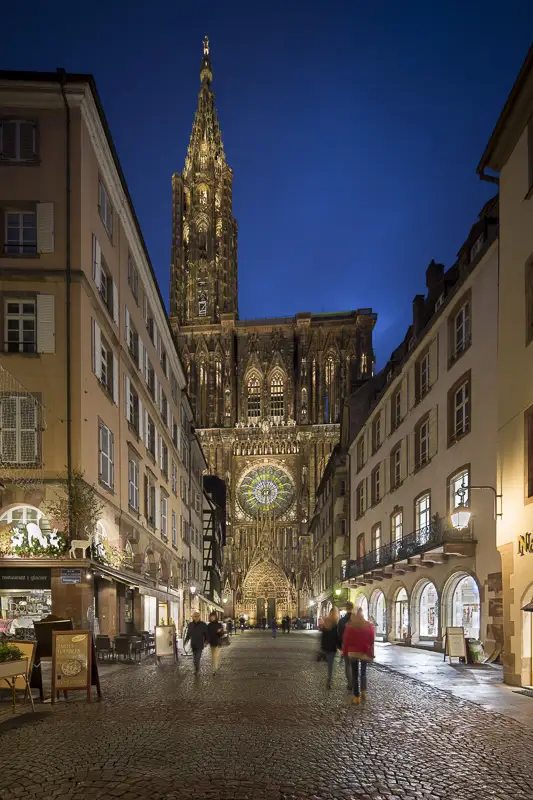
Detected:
left=170, top=39, right=376, bottom=624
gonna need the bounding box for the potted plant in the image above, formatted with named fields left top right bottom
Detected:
left=0, top=642, right=28, bottom=680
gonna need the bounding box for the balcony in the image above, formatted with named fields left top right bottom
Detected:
left=342, top=521, right=475, bottom=585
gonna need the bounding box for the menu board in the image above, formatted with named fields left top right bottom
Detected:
left=445, top=626, right=467, bottom=661
left=52, top=630, right=92, bottom=702
left=155, top=625, right=176, bottom=660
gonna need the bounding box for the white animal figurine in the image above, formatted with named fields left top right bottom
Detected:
left=26, top=522, right=48, bottom=548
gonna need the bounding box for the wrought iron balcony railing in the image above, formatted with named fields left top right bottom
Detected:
left=341, top=521, right=471, bottom=581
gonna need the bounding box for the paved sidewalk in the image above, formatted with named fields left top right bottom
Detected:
left=374, top=641, right=533, bottom=727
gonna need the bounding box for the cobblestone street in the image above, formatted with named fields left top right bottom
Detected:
left=2, top=631, right=533, bottom=800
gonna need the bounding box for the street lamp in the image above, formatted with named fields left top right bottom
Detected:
left=451, top=482, right=502, bottom=530
left=223, top=597, right=227, bottom=604
left=334, top=588, right=342, bottom=597
left=190, top=585, right=196, bottom=595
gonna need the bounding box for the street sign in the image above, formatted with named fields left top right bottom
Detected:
left=61, top=568, right=82, bottom=584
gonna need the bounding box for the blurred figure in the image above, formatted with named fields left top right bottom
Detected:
left=227, top=618, right=233, bottom=637
left=271, top=618, right=278, bottom=638
left=286, top=615, right=291, bottom=633
left=184, top=611, right=208, bottom=675
left=281, top=617, right=287, bottom=634
left=207, top=611, right=224, bottom=675
left=320, top=607, right=340, bottom=689
left=342, top=608, right=375, bottom=704
left=337, top=601, right=354, bottom=690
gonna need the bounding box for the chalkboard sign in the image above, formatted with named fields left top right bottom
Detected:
left=52, top=630, right=92, bottom=703
left=445, top=626, right=467, bottom=662
left=34, top=617, right=73, bottom=658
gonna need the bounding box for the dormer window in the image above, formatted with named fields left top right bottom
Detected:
left=470, top=234, right=484, bottom=262
left=435, top=293, right=444, bottom=312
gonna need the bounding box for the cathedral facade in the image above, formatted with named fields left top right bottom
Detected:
left=170, top=40, right=376, bottom=624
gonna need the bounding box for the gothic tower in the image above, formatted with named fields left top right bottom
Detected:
left=170, top=37, right=238, bottom=326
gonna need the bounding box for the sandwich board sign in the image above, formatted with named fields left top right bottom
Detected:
left=445, top=626, right=467, bottom=663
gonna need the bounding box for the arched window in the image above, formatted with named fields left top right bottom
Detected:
left=0, top=505, right=44, bottom=527
left=419, top=582, right=439, bottom=638
left=325, top=355, right=335, bottom=423
left=247, top=376, right=261, bottom=420
left=270, top=373, right=284, bottom=419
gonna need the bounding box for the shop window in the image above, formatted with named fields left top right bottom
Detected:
left=394, top=587, right=409, bottom=641
left=452, top=575, right=480, bottom=639
left=419, top=582, right=438, bottom=638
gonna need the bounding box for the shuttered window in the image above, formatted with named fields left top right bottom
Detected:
left=128, top=456, right=139, bottom=510
left=4, top=299, right=36, bottom=353
left=98, top=178, right=113, bottom=238
left=98, top=420, right=114, bottom=489
left=0, top=120, right=37, bottom=162
left=0, top=394, right=40, bottom=464
left=5, top=211, right=37, bottom=254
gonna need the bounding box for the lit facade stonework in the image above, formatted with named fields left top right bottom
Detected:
left=170, top=42, right=376, bottom=623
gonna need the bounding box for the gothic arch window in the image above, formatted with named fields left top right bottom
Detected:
left=197, top=184, right=208, bottom=206
left=325, top=355, right=336, bottom=423
left=247, top=375, right=261, bottom=421
left=215, top=359, right=223, bottom=426
left=199, top=361, right=208, bottom=425
left=270, top=372, right=285, bottom=419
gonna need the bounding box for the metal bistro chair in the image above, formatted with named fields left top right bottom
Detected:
left=113, top=635, right=132, bottom=662
left=130, top=636, right=143, bottom=662
left=95, top=635, right=114, bottom=661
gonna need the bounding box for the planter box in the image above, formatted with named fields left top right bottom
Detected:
left=0, top=658, right=28, bottom=681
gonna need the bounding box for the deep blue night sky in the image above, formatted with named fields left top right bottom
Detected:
left=3, top=2, right=533, bottom=365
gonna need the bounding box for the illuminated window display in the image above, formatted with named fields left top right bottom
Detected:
left=419, top=582, right=439, bottom=638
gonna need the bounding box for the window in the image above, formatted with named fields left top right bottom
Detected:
left=98, top=178, right=113, bottom=237
left=0, top=119, right=37, bottom=162
left=4, top=211, right=37, bottom=254
left=170, top=372, right=178, bottom=404
left=449, top=468, right=469, bottom=511
left=161, top=391, right=168, bottom=425
left=372, top=414, right=381, bottom=453
left=417, top=351, right=430, bottom=399
left=160, top=494, right=168, bottom=538
left=127, top=382, right=140, bottom=433
left=391, top=510, right=403, bottom=542
left=127, top=321, right=139, bottom=363
left=415, top=492, right=431, bottom=534
left=172, top=419, right=179, bottom=449
left=128, top=456, right=139, bottom=510
left=172, top=461, right=178, bottom=495
left=145, top=303, right=155, bottom=343
left=415, top=416, right=430, bottom=468
left=356, top=435, right=365, bottom=471
left=0, top=394, right=40, bottom=464
left=127, top=255, right=139, bottom=302
left=99, top=335, right=115, bottom=396
left=270, top=373, right=284, bottom=418
left=146, top=415, right=156, bottom=458
left=146, top=360, right=155, bottom=398
left=247, top=375, right=261, bottom=420
left=98, top=253, right=112, bottom=311
left=160, top=439, right=169, bottom=479
left=470, top=233, right=484, bottom=262
left=4, top=299, right=36, bottom=353
left=450, top=301, right=471, bottom=362
left=199, top=299, right=207, bottom=317
left=357, top=532, right=365, bottom=562
left=371, top=465, right=381, bottom=505
left=172, top=511, right=177, bottom=546
left=145, top=474, right=156, bottom=527
left=449, top=375, right=471, bottom=444
left=356, top=480, right=366, bottom=519
left=160, top=347, right=168, bottom=377
left=391, top=443, right=402, bottom=489
left=372, top=523, right=381, bottom=554
left=99, top=421, right=114, bottom=489
left=391, top=387, right=402, bottom=430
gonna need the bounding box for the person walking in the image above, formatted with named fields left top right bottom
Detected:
left=338, top=601, right=354, bottom=690
left=281, top=617, right=287, bottom=634
left=285, top=615, right=291, bottom=633
left=342, top=608, right=375, bottom=704
left=207, top=611, right=224, bottom=675
left=271, top=617, right=278, bottom=638
left=184, top=611, right=208, bottom=675
left=320, top=608, right=339, bottom=689
left=227, top=618, right=233, bottom=637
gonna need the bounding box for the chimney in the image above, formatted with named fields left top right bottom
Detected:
left=425, top=260, right=444, bottom=293
left=412, top=294, right=425, bottom=337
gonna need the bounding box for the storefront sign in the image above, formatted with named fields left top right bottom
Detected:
left=52, top=630, right=92, bottom=702
left=155, top=625, right=176, bottom=661
left=0, top=567, right=51, bottom=590
left=518, top=533, right=533, bottom=556
left=61, top=569, right=82, bottom=585
left=445, top=626, right=467, bottom=661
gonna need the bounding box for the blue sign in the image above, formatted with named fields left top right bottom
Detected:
left=61, top=569, right=82, bottom=585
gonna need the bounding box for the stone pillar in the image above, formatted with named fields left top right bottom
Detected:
left=133, top=590, right=143, bottom=633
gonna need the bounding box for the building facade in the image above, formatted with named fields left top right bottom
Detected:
left=170, top=41, right=376, bottom=624
left=342, top=199, right=503, bottom=654
left=310, top=445, right=349, bottom=619
left=478, top=44, right=533, bottom=686
left=0, top=70, right=199, bottom=638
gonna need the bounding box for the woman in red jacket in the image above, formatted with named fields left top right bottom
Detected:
left=342, top=608, right=375, bottom=704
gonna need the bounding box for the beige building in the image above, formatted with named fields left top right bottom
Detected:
left=342, top=199, right=503, bottom=653
left=478, top=44, right=533, bottom=686
left=0, top=69, right=204, bottom=638
left=310, top=445, right=349, bottom=619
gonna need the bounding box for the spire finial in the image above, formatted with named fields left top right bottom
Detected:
left=203, top=36, right=209, bottom=56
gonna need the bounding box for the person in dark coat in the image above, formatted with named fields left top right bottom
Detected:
left=184, top=611, right=208, bottom=675
left=206, top=611, right=224, bottom=675
left=281, top=617, right=287, bottom=634
left=320, top=608, right=340, bottom=688
left=271, top=618, right=278, bottom=638
left=337, top=601, right=354, bottom=690
left=227, top=618, right=233, bottom=636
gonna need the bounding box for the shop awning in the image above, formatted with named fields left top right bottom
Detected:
left=521, top=602, right=533, bottom=612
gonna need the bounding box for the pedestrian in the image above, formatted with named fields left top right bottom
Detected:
left=320, top=607, right=339, bottom=689
left=271, top=617, right=278, bottom=638
left=337, top=601, right=354, bottom=690
left=342, top=608, right=375, bottom=704
left=286, top=615, right=291, bottom=633
left=227, top=618, right=233, bottom=637
left=184, top=611, right=208, bottom=675
left=207, top=611, right=224, bottom=675
left=281, top=617, right=287, bottom=634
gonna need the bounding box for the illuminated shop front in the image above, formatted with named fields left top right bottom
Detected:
left=0, top=567, right=52, bottom=635
left=419, top=582, right=439, bottom=639
left=394, top=588, right=409, bottom=641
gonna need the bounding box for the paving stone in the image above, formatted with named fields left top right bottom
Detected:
left=0, top=632, right=532, bottom=799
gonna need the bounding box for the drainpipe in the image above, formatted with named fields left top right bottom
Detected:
left=58, top=69, right=73, bottom=535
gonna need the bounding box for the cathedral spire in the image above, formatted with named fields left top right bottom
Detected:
left=200, top=35, right=213, bottom=86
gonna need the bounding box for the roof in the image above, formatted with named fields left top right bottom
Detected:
left=477, top=43, right=533, bottom=174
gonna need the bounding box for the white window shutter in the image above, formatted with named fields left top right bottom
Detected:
left=36, top=294, right=55, bottom=353
left=124, top=374, right=131, bottom=420
left=36, top=203, right=54, bottom=253
left=113, top=281, right=119, bottom=326
left=154, top=428, right=159, bottom=462
left=92, top=319, right=102, bottom=377
left=92, top=235, right=101, bottom=287
left=154, top=486, right=160, bottom=531
left=144, top=408, right=149, bottom=447
left=138, top=399, right=144, bottom=441
left=124, top=306, right=130, bottom=344
left=113, top=354, right=119, bottom=405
